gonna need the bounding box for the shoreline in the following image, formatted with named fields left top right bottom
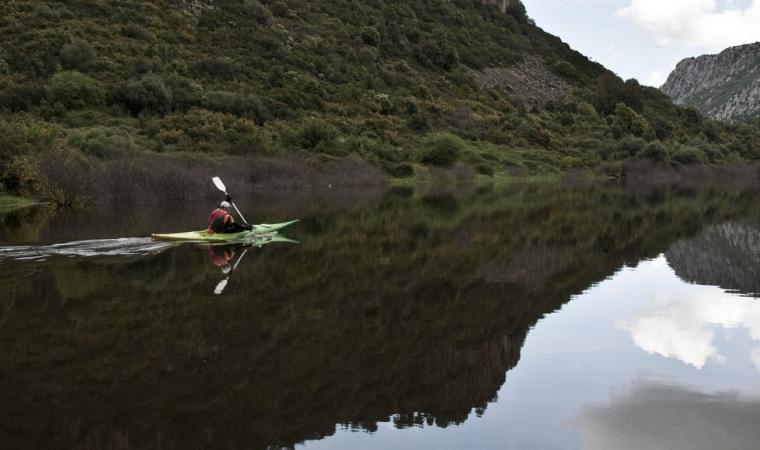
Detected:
left=2, top=160, right=758, bottom=211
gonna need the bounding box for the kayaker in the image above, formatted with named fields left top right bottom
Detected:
left=207, top=200, right=252, bottom=234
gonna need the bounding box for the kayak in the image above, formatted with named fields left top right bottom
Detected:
left=151, top=220, right=299, bottom=242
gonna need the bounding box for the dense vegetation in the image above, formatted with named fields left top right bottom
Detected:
left=1, top=0, right=759, bottom=200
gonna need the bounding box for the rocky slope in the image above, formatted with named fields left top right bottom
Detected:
left=661, top=43, right=760, bottom=121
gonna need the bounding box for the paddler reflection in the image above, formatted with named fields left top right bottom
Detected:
left=207, top=235, right=300, bottom=295
left=208, top=245, right=241, bottom=275
left=208, top=244, right=249, bottom=295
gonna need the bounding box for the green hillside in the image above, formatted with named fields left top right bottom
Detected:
left=1, top=0, right=759, bottom=201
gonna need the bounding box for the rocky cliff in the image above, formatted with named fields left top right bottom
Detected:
left=661, top=42, right=760, bottom=121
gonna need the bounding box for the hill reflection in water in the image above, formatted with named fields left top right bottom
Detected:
left=667, top=222, right=760, bottom=296
left=1, top=183, right=760, bottom=449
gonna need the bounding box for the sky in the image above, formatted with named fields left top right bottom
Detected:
left=521, top=0, right=760, bottom=87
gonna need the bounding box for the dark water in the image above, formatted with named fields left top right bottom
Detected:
left=1, top=183, right=760, bottom=450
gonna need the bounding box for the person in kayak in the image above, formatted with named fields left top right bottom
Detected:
left=207, top=200, right=252, bottom=234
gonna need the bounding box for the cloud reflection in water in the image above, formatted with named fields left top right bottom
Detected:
left=618, top=257, right=760, bottom=369
left=573, top=380, right=760, bottom=450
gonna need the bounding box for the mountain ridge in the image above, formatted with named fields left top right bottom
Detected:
left=661, top=42, right=760, bottom=121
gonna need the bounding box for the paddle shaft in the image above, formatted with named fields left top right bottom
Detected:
left=212, top=176, right=249, bottom=226
left=230, top=200, right=249, bottom=226
left=232, top=247, right=250, bottom=272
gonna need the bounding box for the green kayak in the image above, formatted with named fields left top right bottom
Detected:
left=151, top=219, right=298, bottom=242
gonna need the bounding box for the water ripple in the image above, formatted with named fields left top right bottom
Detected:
left=0, top=238, right=175, bottom=261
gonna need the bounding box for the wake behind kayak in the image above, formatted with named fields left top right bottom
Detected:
left=0, top=238, right=175, bottom=261
left=151, top=219, right=299, bottom=242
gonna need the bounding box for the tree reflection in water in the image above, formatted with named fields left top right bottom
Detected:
left=1, top=183, right=760, bottom=449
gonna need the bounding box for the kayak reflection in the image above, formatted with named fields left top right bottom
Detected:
left=206, top=234, right=299, bottom=295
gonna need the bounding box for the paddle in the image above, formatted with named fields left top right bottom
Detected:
left=212, top=176, right=250, bottom=226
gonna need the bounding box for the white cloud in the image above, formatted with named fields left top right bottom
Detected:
left=617, top=0, right=760, bottom=50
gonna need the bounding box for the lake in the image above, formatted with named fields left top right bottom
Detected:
left=1, top=182, right=759, bottom=450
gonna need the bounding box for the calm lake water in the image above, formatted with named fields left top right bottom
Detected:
left=1, top=183, right=759, bottom=450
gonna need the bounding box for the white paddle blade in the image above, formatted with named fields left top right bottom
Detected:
left=212, top=176, right=226, bottom=193
left=214, top=278, right=229, bottom=295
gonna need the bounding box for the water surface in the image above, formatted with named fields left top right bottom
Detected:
left=1, top=183, right=759, bottom=449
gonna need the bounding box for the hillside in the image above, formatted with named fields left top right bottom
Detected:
left=1, top=0, right=759, bottom=202
left=661, top=43, right=760, bottom=122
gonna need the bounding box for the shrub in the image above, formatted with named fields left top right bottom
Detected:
left=47, top=70, right=105, bottom=109
left=269, top=1, right=288, bottom=16
left=681, top=107, right=703, bottom=126
left=132, top=58, right=162, bottom=75
left=592, top=73, right=644, bottom=116
left=202, top=91, right=269, bottom=125
left=390, top=163, right=414, bottom=178
left=420, top=132, right=465, bottom=167
left=356, top=47, right=377, bottom=65
left=34, top=149, right=97, bottom=207
left=506, top=0, right=529, bottom=23
left=244, top=0, right=273, bottom=26
left=122, top=24, right=154, bottom=41
left=598, top=160, right=624, bottom=179
left=359, top=26, right=380, bottom=46
left=476, top=163, right=494, bottom=176
left=0, top=57, right=9, bottom=76
left=671, top=145, right=707, bottom=166
left=552, top=60, right=577, bottom=79
left=611, top=103, right=654, bottom=139
left=118, top=74, right=172, bottom=115
left=278, top=71, right=326, bottom=110
left=414, top=37, right=459, bottom=71
left=407, top=114, right=430, bottom=131
left=517, top=122, right=551, bottom=147
left=636, top=141, right=667, bottom=162
left=60, top=39, right=96, bottom=71
left=688, top=138, right=724, bottom=163
left=614, top=135, right=645, bottom=159
left=364, top=91, right=394, bottom=115
left=65, top=126, right=144, bottom=159
left=348, top=136, right=408, bottom=162
left=0, top=117, right=63, bottom=154
left=295, top=120, right=338, bottom=150
left=652, top=118, right=675, bottom=140
left=0, top=82, right=45, bottom=112
left=165, top=75, right=202, bottom=111
left=189, top=57, right=237, bottom=80
left=1, top=156, right=38, bottom=196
